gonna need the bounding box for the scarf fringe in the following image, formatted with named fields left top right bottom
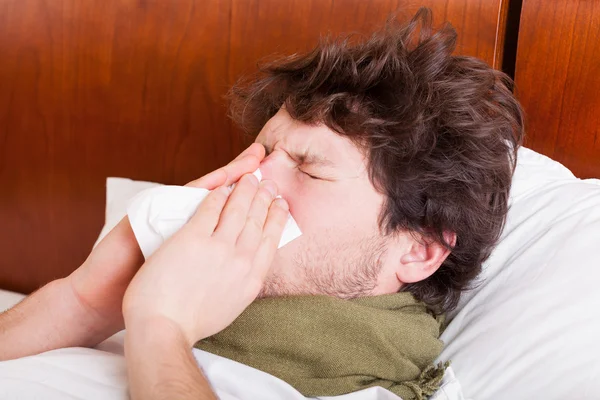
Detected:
left=404, top=361, right=450, bottom=400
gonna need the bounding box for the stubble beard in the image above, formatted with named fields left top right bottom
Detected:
left=258, top=235, right=387, bottom=300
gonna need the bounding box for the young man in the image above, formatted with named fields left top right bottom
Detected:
left=0, top=8, right=523, bottom=399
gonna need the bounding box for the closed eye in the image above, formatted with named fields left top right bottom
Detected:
left=300, top=170, right=321, bottom=180
left=263, top=144, right=327, bottom=180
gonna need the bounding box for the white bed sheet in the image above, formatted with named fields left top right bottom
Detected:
left=0, top=289, right=465, bottom=400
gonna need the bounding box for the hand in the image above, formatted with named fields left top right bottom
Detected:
left=68, top=143, right=266, bottom=342
left=122, top=172, right=289, bottom=345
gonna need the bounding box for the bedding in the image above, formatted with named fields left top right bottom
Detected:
left=439, top=148, right=600, bottom=399
left=0, top=289, right=464, bottom=399
left=0, top=289, right=25, bottom=312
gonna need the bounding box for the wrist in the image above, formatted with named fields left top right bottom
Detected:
left=124, top=315, right=216, bottom=400
left=125, top=314, right=194, bottom=348
left=66, top=272, right=125, bottom=335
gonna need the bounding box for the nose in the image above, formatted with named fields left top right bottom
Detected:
left=258, top=152, right=280, bottom=187
left=258, top=151, right=293, bottom=200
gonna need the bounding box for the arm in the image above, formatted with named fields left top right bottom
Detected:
left=0, top=278, right=105, bottom=361
left=0, top=144, right=263, bottom=361
left=121, top=172, right=288, bottom=399
left=125, top=316, right=217, bottom=400
left=0, top=218, right=143, bottom=361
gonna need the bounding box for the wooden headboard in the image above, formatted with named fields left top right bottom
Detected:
left=0, top=0, right=597, bottom=294
left=514, top=0, right=600, bottom=179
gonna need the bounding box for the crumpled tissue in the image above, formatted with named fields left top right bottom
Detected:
left=127, top=169, right=302, bottom=259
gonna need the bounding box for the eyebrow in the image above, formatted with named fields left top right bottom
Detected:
left=261, top=141, right=335, bottom=168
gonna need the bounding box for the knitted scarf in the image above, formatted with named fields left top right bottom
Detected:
left=195, top=293, right=447, bottom=399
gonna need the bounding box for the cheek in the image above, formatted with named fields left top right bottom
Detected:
left=271, top=180, right=384, bottom=278
left=287, top=189, right=329, bottom=233
left=287, top=183, right=381, bottom=240
left=260, top=155, right=383, bottom=237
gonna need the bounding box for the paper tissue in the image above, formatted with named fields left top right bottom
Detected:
left=127, top=169, right=302, bottom=259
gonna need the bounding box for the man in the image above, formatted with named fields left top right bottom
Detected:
left=0, top=8, right=523, bottom=399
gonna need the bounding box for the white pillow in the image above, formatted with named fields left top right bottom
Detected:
left=439, top=148, right=600, bottom=399
left=94, top=178, right=161, bottom=246
left=0, top=289, right=26, bottom=312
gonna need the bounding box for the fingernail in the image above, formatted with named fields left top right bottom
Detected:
left=218, top=186, right=232, bottom=195
left=274, top=198, right=289, bottom=211
left=260, top=180, right=277, bottom=197
left=245, top=173, right=259, bottom=186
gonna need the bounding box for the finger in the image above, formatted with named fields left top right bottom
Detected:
left=251, top=198, right=289, bottom=281
left=213, top=174, right=259, bottom=242
left=236, top=180, right=278, bottom=254
left=185, top=168, right=228, bottom=190
left=234, top=142, right=265, bottom=161
left=185, top=186, right=231, bottom=237
left=185, top=155, right=257, bottom=189
left=186, top=155, right=259, bottom=190
left=186, top=144, right=265, bottom=190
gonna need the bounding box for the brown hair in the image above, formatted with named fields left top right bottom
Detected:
left=228, top=8, right=524, bottom=312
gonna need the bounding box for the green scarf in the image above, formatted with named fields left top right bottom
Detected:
left=195, top=293, right=447, bottom=400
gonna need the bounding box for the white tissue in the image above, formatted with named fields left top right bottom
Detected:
left=127, top=169, right=302, bottom=259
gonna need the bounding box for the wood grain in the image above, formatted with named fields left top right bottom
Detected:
left=0, top=0, right=507, bottom=293
left=515, top=0, right=600, bottom=178
left=0, top=0, right=235, bottom=292
left=229, top=0, right=507, bottom=83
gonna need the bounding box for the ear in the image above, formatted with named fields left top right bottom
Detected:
left=396, top=231, right=456, bottom=284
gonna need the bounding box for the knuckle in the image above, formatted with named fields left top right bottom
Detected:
left=268, top=205, right=286, bottom=221
left=277, top=207, right=289, bottom=221
left=213, top=237, right=231, bottom=253
left=207, top=188, right=229, bottom=205
left=246, top=215, right=264, bottom=232
left=261, top=234, right=277, bottom=249
left=257, top=188, right=275, bottom=204
left=233, top=253, right=254, bottom=273
left=259, top=180, right=278, bottom=195
left=211, top=168, right=229, bottom=184
left=225, top=204, right=245, bottom=220
left=222, top=162, right=237, bottom=176
left=236, top=250, right=255, bottom=263
left=242, top=173, right=259, bottom=186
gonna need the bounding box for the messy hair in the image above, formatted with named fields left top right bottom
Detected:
left=228, top=8, right=524, bottom=312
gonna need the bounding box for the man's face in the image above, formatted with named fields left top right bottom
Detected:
left=255, top=108, right=412, bottom=299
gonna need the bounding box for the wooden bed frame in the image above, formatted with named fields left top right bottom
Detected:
left=0, top=0, right=598, bottom=294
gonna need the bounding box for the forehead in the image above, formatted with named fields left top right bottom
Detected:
left=255, top=108, right=365, bottom=166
